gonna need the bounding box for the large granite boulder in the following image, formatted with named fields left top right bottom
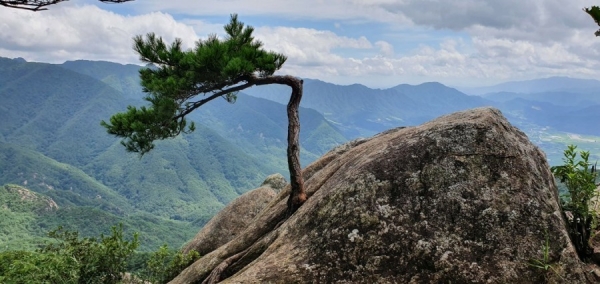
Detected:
left=181, top=174, right=286, bottom=256
left=173, top=108, right=596, bottom=283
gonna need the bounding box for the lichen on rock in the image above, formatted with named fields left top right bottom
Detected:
left=173, top=108, right=597, bottom=283
left=260, top=173, right=287, bottom=194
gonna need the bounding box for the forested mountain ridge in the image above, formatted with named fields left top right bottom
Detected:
left=244, top=76, right=600, bottom=163
left=243, top=79, right=489, bottom=137
left=0, top=57, right=347, bottom=250
left=1, top=56, right=599, bottom=252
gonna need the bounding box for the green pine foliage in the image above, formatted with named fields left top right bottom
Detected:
left=102, top=14, right=288, bottom=155
left=584, top=6, right=600, bottom=36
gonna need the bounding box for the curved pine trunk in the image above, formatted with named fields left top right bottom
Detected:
left=255, top=75, right=306, bottom=213
left=284, top=77, right=306, bottom=214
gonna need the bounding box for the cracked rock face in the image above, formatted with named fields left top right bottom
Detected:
left=182, top=107, right=594, bottom=283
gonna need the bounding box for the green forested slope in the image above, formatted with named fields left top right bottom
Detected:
left=0, top=184, right=197, bottom=251
left=0, top=57, right=347, bottom=250
left=0, top=142, right=131, bottom=214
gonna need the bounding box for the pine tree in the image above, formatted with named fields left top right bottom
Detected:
left=102, top=14, right=307, bottom=213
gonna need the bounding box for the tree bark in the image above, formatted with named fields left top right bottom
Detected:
left=284, top=78, right=306, bottom=214
left=255, top=75, right=306, bottom=214
left=176, top=74, right=307, bottom=213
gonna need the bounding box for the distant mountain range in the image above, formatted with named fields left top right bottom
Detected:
left=1, top=57, right=599, bottom=250
left=459, top=76, right=600, bottom=96
left=243, top=80, right=488, bottom=137
left=245, top=77, right=600, bottom=138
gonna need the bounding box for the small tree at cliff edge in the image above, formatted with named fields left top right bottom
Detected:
left=102, top=14, right=307, bottom=213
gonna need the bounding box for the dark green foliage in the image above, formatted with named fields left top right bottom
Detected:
left=585, top=6, right=600, bottom=36
left=0, top=224, right=139, bottom=284
left=551, top=145, right=598, bottom=260
left=0, top=250, right=79, bottom=283
left=0, top=225, right=201, bottom=284
left=41, top=224, right=139, bottom=283
left=102, top=14, right=287, bottom=155
left=136, top=244, right=200, bottom=283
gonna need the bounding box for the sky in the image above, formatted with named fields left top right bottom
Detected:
left=1, top=0, right=600, bottom=88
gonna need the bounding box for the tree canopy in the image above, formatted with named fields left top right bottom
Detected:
left=0, top=0, right=132, bottom=11
left=102, top=14, right=307, bottom=213
left=584, top=6, right=600, bottom=36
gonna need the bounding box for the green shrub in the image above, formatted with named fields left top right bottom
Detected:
left=0, top=250, right=78, bottom=283
left=0, top=223, right=139, bottom=284
left=551, top=145, right=598, bottom=260
left=140, top=244, right=200, bottom=284
left=0, top=223, right=202, bottom=283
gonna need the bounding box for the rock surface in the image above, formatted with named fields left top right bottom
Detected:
left=260, top=173, right=287, bottom=194
left=173, top=107, right=596, bottom=283
left=181, top=176, right=285, bottom=256
left=3, top=184, right=59, bottom=211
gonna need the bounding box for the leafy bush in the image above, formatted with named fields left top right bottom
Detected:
left=0, top=250, right=78, bottom=283
left=0, top=223, right=139, bottom=284
left=0, top=223, right=202, bottom=283
left=138, top=244, right=200, bottom=284
left=551, top=145, right=598, bottom=260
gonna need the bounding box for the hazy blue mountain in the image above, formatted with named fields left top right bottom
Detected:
left=481, top=91, right=600, bottom=107
left=244, top=79, right=490, bottom=138
left=460, top=76, right=600, bottom=136
left=460, top=76, right=600, bottom=95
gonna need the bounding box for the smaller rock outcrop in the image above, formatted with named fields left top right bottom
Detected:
left=181, top=175, right=286, bottom=255
left=260, top=173, right=287, bottom=194
left=2, top=184, right=59, bottom=212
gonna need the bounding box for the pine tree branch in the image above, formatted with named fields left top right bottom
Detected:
left=0, top=0, right=133, bottom=11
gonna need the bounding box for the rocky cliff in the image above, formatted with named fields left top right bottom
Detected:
left=173, top=107, right=597, bottom=283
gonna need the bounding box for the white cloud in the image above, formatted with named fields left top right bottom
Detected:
left=0, top=4, right=198, bottom=63
left=2, top=0, right=600, bottom=88
left=255, top=26, right=371, bottom=67
left=134, top=0, right=408, bottom=23
left=375, top=41, right=394, bottom=57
